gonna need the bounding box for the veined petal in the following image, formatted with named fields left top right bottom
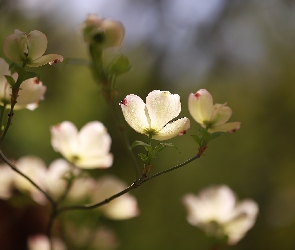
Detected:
left=50, top=121, right=79, bottom=160
left=146, top=90, right=181, bottom=131
left=211, top=104, right=232, bottom=126
left=120, top=94, right=150, bottom=134
left=3, top=30, right=26, bottom=62
left=27, top=54, right=63, bottom=67
left=188, top=89, right=214, bottom=125
left=153, top=117, right=190, bottom=141
left=208, top=122, right=241, bottom=133
left=26, top=30, right=47, bottom=61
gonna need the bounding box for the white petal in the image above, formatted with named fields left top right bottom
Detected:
left=28, top=54, right=63, bottom=67
left=146, top=90, right=181, bottom=131
left=26, top=30, right=47, bottom=61
left=211, top=104, right=232, bottom=126
left=77, top=153, right=113, bottom=169
left=208, top=122, right=241, bottom=133
left=153, top=117, right=190, bottom=141
left=50, top=121, right=79, bottom=160
left=15, top=78, right=46, bottom=110
left=93, top=176, right=139, bottom=220
left=188, top=89, right=214, bottom=125
left=224, top=200, right=258, bottom=245
left=46, top=159, right=72, bottom=199
left=77, top=121, right=113, bottom=169
left=120, top=94, right=150, bottom=134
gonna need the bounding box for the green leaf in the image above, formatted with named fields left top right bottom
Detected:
left=210, top=132, right=224, bottom=140
left=131, top=140, right=152, bottom=149
left=109, top=54, right=131, bottom=76
left=4, top=75, right=15, bottom=87
left=138, top=153, right=148, bottom=164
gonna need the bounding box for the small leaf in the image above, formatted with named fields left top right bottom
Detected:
left=109, top=54, right=131, bottom=76
left=210, top=132, right=224, bottom=140
left=131, top=140, right=152, bottom=149
left=4, top=75, right=15, bottom=87
left=138, top=153, right=148, bottom=164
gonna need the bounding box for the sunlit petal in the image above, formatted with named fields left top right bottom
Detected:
left=120, top=94, right=150, bottom=133
left=208, top=122, right=241, bottom=133
left=146, top=90, right=181, bottom=130
left=153, top=117, right=190, bottom=141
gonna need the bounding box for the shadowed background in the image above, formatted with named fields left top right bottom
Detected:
left=0, top=0, right=295, bottom=249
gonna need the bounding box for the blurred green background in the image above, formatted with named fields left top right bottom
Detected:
left=1, top=0, right=295, bottom=249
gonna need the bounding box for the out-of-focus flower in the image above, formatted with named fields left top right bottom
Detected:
left=82, top=14, right=125, bottom=48
left=4, top=29, right=63, bottom=67
left=92, top=176, right=139, bottom=220
left=45, top=159, right=74, bottom=199
left=0, top=58, right=46, bottom=110
left=50, top=121, right=113, bottom=169
left=13, top=156, right=47, bottom=204
left=182, top=185, right=258, bottom=245
left=67, top=177, right=96, bottom=201
left=91, top=227, right=120, bottom=250
left=65, top=223, right=119, bottom=250
left=188, top=89, right=240, bottom=133
left=28, top=234, right=66, bottom=250
left=0, top=164, right=14, bottom=199
left=120, top=90, right=190, bottom=141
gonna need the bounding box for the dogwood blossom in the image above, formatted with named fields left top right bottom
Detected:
left=120, top=90, right=190, bottom=140
left=82, top=14, right=125, bottom=48
left=92, top=176, right=139, bottom=220
left=0, top=58, right=46, bottom=110
left=4, top=29, right=63, bottom=67
left=50, top=121, right=113, bottom=169
left=182, top=185, right=258, bottom=245
left=28, top=235, right=66, bottom=250
left=188, top=89, right=240, bottom=133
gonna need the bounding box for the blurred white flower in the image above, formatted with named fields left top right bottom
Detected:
left=65, top=223, right=119, bottom=250
left=13, top=156, right=47, bottom=204
left=67, top=177, right=96, bottom=201
left=50, top=121, right=113, bottom=169
left=0, top=163, right=14, bottom=199
left=0, top=58, right=46, bottom=110
left=82, top=14, right=125, bottom=48
left=120, top=90, right=190, bottom=140
left=4, top=29, right=63, bottom=67
left=188, top=89, right=240, bottom=133
left=92, top=176, right=139, bottom=220
left=28, top=234, right=66, bottom=250
left=45, top=159, right=74, bottom=199
left=182, top=185, right=258, bottom=245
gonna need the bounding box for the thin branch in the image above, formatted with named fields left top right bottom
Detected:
left=57, top=152, right=201, bottom=213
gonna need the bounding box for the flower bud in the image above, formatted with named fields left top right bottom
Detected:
left=82, top=14, right=125, bottom=48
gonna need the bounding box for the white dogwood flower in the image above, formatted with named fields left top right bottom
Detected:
left=0, top=58, right=46, bottom=110
left=182, top=185, right=258, bottom=245
left=4, top=29, right=63, bottom=67
left=188, top=89, right=240, bottom=133
left=92, top=176, right=139, bottom=220
left=120, top=90, right=190, bottom=141
left=50, top=121, right=113, bottom=169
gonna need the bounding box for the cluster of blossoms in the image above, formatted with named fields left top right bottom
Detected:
left=0, top=14, right=258, bottom=249
left=120, top=88, right=241, bottom=141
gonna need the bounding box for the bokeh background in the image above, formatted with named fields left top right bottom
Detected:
left=1, top=0, right=295, bottom=249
